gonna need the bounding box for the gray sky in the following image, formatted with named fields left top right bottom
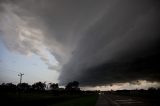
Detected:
left=0, top=0, right=160, bottom=88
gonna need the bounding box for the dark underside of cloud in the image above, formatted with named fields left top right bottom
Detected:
left=76, top=45, right=160, bottom=86
left=60, top=38, right=160, bottom=86
left=0, top=0, right=160, bottom=86
left=58, top=0, right=160, bottom=86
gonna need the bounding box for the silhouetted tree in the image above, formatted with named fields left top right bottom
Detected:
left=17, top=83, right=31, bottom=91
left=49, top=83, right=59, bottom=90
left=0, top=83, right=16, bottom=91
left=32, top=82, right=46, bottom=91
left=65, top=81, right=80, bottom=91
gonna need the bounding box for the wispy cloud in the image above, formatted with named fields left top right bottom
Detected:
left=0, top=2, right=59, bottom=71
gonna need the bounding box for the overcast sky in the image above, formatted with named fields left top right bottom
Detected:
left=0, top=0, right=160, bottom=90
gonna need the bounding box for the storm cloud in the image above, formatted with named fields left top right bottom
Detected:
left=0, top=0, right=160, bottom=86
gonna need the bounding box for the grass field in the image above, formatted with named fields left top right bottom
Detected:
left=0, top=92, right=98, bottom=106
left=50, top=95, right=98, bottom=106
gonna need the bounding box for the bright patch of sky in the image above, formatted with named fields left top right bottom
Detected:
left=0, top=38, right=59, bottom=84
left=81, top=80, right=160, bottom=91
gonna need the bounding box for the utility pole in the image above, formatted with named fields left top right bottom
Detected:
left=18, top=73, right=24, bottom=84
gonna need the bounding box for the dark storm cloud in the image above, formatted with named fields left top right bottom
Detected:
left=58, top=0, right=160, bottom=86
left=0, top=0, right=160, bottom=86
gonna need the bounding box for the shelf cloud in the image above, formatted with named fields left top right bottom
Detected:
left=0, top=0, right=160, bottom=86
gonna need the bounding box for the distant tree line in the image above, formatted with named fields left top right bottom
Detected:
left=1, top=81, right=160, bottom=96
left=0, top=81, right=81, bottom=95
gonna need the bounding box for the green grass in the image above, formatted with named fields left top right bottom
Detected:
left=50, top=95, right=98, bottom=106
left=0, top=92, right=98, bottom=106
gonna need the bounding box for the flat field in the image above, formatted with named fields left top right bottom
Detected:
left=0, top=92, right=98, bottom=106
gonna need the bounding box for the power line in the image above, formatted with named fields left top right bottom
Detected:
left=18, top=73, right=24, bottom=84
